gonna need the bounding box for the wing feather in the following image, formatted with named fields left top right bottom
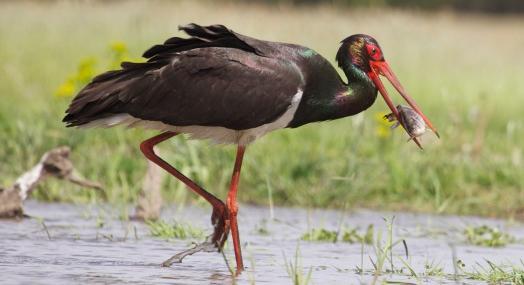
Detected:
left=63, top=24, right=306, bottom=129
left=64, top=48, right=304, bottom=130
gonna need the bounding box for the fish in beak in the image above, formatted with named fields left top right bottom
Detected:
left=385, top=105, right=426, bottom=141
left=367, top=60, right=439, bottom=149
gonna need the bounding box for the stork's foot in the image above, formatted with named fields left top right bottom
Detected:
left=210, top=204, right=231, bottom=249
left=161, top=206, right=231, bottom=267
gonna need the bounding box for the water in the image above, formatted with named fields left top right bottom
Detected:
left=1, top=201, right=523, bottom=284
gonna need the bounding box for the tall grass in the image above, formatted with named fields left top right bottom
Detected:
left=0, top=1, right=523, bottom=217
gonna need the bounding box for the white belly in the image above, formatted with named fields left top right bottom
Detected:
left=80, top=90, right=303, bottom=145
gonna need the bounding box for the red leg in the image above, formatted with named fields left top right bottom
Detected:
left=226, top=145, right=246, bottom=272
left=140, top=132, right=229, bottom=252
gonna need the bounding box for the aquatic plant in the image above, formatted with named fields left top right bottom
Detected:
left=342, top=224, right=374, bottom=244
left=370, top=217, right=397, bottom=284
left=36, top=217, right=52, bottom=240
left=423, top=260, right=445, bottom=277
left=464, top=260, right=524, bottom=285
left=284, top=244, right=313, bottom=285
left=301, top=228, right=338, bottom=242
left=301, top=224, right=374, bottom=244
left=254, top=218, right=270, bottom=236
left=464, top=225, right=515, bottom=247
left=147, top=220, right=204, bottom=240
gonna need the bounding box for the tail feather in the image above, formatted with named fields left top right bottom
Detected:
left=63, top=66, right=152, bottom=127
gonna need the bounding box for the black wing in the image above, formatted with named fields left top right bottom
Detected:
left=63, top=24, right=305, bottom=130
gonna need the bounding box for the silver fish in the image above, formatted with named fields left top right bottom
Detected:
left=384, top=105, right=426, bottom=140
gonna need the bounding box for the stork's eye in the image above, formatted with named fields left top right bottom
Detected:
left=365, top=44, right=383, bottom=61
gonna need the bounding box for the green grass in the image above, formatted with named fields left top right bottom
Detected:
left=0, top=1, right=523, bottom=217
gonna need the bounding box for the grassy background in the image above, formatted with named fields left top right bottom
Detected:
left=0, top=1, right=523, bottom=218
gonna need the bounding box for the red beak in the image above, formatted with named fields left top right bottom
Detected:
left=368, top=60, right=439, bottom=148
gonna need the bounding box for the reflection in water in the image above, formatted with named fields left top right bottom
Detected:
left=0, top=201, right=522, bottom=284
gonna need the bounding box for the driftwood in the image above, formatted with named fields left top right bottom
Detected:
left=0, top=146, right=103, bottom=218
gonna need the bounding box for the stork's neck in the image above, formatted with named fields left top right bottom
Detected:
left=332, top=63, right=378, bottom=119
left=287, top=57, right=378, bottom=128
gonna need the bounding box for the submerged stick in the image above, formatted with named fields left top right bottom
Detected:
left=0, top=146, right=103, bottom=218
left=161, top=236, right=218, bottom=267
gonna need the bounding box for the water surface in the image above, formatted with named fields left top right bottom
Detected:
left=1, top=201, right=523, bottom=284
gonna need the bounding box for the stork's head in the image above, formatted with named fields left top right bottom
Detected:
left=336, top=34, right=439, bottom=140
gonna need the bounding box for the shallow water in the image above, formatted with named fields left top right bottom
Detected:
left=1, top=201, right=523, bottom=284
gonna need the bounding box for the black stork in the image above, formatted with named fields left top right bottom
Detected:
left=63, top=23, right=438, bottom=273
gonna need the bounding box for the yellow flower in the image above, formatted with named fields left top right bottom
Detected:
left=109, top=42, right=129, bottom=69
left=110, top=41, right=128, bottom=54
left=54, top=41, right=140, bottom=99
left=374, top=111, right=393, bottom=139
left=55, top=79, right=75, bottom=97
left=76, top=57, right=96, bottom=84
